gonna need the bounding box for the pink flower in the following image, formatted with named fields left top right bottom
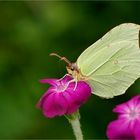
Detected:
left=106, top=95, right=140, bottom=140
left=37, top=75, right=91, bottom=118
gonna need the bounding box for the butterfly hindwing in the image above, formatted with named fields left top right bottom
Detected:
left=77, top=23, right=140, bottom=98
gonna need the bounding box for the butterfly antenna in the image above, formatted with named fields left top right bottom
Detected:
left=50, top=53, right=72, bottom=66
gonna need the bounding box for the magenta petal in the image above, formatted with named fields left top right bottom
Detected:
left=42, top=93, right=56, bottom=118
left=113, top=102, right=129, bottom=114
left=42, top=93, right=68, bottom=118
left=73, top=81, right=91, bottom=103
left=64, top=81, right=91, bottom=114
left=134, top=121, right=140, bottom=140
left=40, top=79, right=58, bottom=86
left=127, top=95, right=140, bottom=108
left=107, top=95, right=140, bottom=140
left=106, top=119, right=135, bottom=139
left=63, top=91, right=80, bottom=114
left=36, top=87, right=55, bottom=109
left=113, top=96, right=140, bottom=116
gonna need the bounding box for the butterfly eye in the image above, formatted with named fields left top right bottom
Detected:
left=70, top=67, right=74, bottom=71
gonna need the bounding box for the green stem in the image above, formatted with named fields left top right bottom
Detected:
left=65, top=111, right=83, bottom=140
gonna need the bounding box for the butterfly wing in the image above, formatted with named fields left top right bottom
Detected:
left=77, top=23, right=140, bottom=98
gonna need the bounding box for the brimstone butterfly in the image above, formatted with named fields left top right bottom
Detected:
left=51, top=23, right=140, bottom=98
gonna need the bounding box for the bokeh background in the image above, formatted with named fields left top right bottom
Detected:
left=0, top=1, right=140, bottom=139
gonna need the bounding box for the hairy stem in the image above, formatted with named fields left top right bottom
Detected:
left=66, top=111, right=83, bottom=140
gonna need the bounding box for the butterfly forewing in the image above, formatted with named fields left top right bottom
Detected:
left=77, top=23, right=140, bottom=98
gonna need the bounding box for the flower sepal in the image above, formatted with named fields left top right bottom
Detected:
left=65, top=110, right=80, bottom=121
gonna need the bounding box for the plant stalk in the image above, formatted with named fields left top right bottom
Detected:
left=65, top=111, right=83, bottom=140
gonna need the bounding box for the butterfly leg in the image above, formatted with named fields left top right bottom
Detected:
left=73, top=80, right=78, bottom=91
left=73, top=74, right=78, bottom=91
left=58, top=74, right=72, bottom=81
left=66, top=75, right=78, bottom=91
left=66, top=79, right=77, bottom=91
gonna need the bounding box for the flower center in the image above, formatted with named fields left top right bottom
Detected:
left=57, top=84, right=67, bottom=92
left=127, top=108, right=140, bottom=120
left=129, top=110, right=137, bottom=118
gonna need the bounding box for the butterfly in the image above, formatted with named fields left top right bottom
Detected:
left=50, top=23, right=140, bottom=98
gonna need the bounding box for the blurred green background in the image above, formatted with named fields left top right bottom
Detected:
left=0, top=1, right=140, bottom=139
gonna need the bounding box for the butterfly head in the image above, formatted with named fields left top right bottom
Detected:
left=50, top=53, right=83, bottom=80
left=66, top=62, right=79, bottom=74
